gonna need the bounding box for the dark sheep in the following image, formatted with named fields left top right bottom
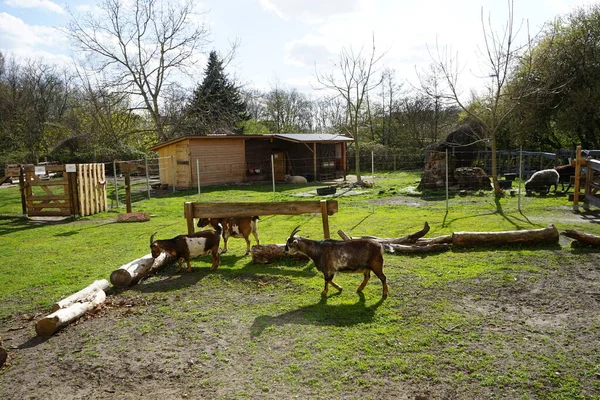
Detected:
left=554, top=164, right=576, bottom=192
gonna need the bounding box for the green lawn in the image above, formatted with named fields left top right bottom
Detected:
left=1, top=172, right=599, bottom=399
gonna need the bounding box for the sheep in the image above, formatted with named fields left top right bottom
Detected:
left=197, top=216, right=259, bottom=255
left=150, top=225, right=222, bottom=272
left=554, top=164, right=576, bottom=192
left=284, top=226, right=388, bottom=297
left=284, top=174, right=308, bottom=184
left=525, top=169, right=560, bottom=195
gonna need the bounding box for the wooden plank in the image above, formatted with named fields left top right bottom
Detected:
left=27, top=195, right=70, bottom=201
left=186, top=200, right=339, bottom=235
left=189, top=201, right=338, bottom=218
left=574, top=145, right=582, bottom=206
left=320, top=199, right=330, bottom=239
left=27, top=209, right=71, bottom=217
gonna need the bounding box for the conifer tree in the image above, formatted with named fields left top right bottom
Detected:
left=186, top=51, right=249, bottom=134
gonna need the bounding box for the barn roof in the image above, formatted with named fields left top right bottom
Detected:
left=148, top=133, right=353, bottom=151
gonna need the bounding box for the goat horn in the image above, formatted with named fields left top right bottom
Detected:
left=150, top=231, right=157, bottom=245
left=289, top=225, right=301, bottom=238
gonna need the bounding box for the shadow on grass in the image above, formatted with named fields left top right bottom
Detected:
left=250, top=292, right=386, bottom=336
left=129, top=255, right=316, bottom=294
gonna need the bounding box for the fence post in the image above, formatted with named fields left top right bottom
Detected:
left=113, top=160, right=119, bottom=208
left=171, top=155, right=176, bottom=193
left=145, top=156, right=151, bottom=200
left=371, top=151, right=375, bottom=189
left=445, top=149, right=449, bottom=214
left=518, top=146, right=522, bottom=213
left=271, top=154, right=276, bottom=202
left=197, top=159, right=201, bottom=196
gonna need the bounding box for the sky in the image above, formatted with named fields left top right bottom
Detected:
left=0, top=0, right=597, bottom=99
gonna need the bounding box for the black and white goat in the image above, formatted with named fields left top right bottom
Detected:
left=284, top=226, right=388, bottom=297
left=150, top=225, right=222, bottom=272
left=197, top=216, right=259, bottom=255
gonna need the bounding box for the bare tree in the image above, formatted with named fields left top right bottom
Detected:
left=431, top=0, right=537, bottom=195
left=66, top=0, right=210, bottom=141
left=315, top=34, right=385, bottom=182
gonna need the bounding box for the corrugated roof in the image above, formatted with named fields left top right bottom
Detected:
left=272, top=133, right=354, bottom=143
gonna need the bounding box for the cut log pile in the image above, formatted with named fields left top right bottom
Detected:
left=34, top=253, right=177, bottom=337
left=35, top=280, right=109, bottom=336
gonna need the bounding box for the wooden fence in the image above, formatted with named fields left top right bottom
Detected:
left=21, top=163, right=107, bottom=217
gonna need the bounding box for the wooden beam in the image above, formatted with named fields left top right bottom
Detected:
left=320, top=199, right=330, bottom=238
left=574, top=145, right=582, bottom=207
left=185, top=200, right=339, bottom=236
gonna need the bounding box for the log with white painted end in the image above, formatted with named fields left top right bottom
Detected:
left=110, top=252, right=174, bottom=288
left=35, top=289, right=106, bottom=337
left=52, top=279, right=110, bottom=312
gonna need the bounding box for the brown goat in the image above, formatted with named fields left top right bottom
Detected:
left=197, top=216, right=259, bottom=255
left=284, top=226, right=388, bottom=297
left=150, top=227, right=221, bottom=272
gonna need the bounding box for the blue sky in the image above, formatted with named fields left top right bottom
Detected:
left=0, top=0, right=596, bottom=97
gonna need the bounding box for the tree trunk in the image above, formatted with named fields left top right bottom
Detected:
left=35, top=289, right=106, bottom=337
left=452, top=224, right=559, bottom=247
left=110, top=252, right=174, bottom=288
left=250, top=244, right=309, bottom=264
left=561, top=229, right=600, bottom=247
left=52, top=279, right=110, bottom=312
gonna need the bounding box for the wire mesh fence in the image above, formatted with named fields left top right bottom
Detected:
left=104, top=148, right=581, bottom=215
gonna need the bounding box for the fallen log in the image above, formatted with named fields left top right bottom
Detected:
left=35, top=290, right=106, bottom=337
left=383, top=243, right=450, bottom=254
left=250, top=244, right=309, bottom=264
left=341, top=222, right=431, bottom=244
left=338, top=228, right=449, bottom=254
left=110, top=252, right=174, bottom=288
left=561, top=229, right=600, bottom=247
left=452, top=224, right=559, bottom=247
left=52, top=279, right=110, bottom=312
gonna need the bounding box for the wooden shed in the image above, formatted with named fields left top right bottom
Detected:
left=148, top=133, right=353, bottom=188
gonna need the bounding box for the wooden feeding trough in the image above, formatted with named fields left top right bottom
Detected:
left=317, top=186, right=336, bottom=196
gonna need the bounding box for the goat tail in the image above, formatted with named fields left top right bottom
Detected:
left=215, top=223, right=223, bottom=235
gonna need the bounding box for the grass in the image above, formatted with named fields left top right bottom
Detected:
left=1, top=172, right=599, bottom=398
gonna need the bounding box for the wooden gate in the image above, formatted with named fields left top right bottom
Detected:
left=22, top=164, right=107, bottom=217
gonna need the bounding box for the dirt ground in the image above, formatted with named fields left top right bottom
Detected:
left=1, top=197, right=600, bottom=399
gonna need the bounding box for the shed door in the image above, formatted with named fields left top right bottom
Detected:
left=175, top=143, right=191, bottom=187
left=273, top=152, right=286, bottom=181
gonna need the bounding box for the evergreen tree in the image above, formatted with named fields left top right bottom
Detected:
left=185, top=51, right=249, bottom=134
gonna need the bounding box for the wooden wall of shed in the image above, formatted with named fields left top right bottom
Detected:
left=155, top=139, right=190, bottom=188
left=189, top=138, right=246, bottom=185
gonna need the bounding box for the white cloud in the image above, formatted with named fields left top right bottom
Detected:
left=259, top=0, right=359, bottom=23
left=284, top=37, right=334, bottom=67
left=4, top=0, right=65, bottom=14
left=0, top=12, right=71, bottom=67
